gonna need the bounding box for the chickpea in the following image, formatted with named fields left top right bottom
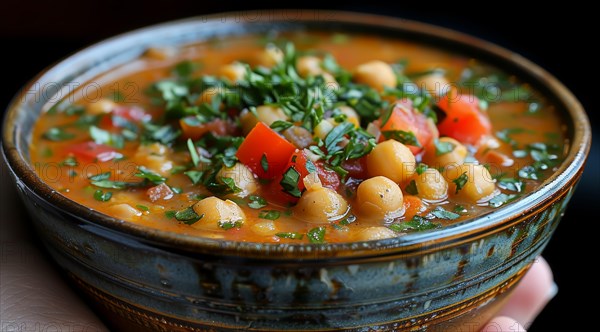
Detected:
left=219, top=63, right=246, bottom=82
left=354, top=226, right=397, bottom=241
left=107, top=204, right=142, bottom=220
left=423, top=137, right=468, bottom=170
left=282, top=126, right=313, bottom=149
left=251, top=220, right=278, bottom=236
left=256, top=44, right=283, bottom=67
left=411, top=168, right=448, bottom=202
left=446, top=164, right=496, bottom=202
left=192, top=197, right=246, bottom=231
left=321, top=72, right=338, bottom=86
left=196, top=85, right=227, bottom=106
left=87, top=98, right=116, bottom=115
left=354, top=60, right=397, bottom=91
left=217, top=163, right=258, bottom=198
left=314, top=119, right=334, bottom=140
left=367, top=140, right=416, bottom=184
left=297, top=56, right=323, bottom=77
left=295, top=184, right=348, bottom=224
left=133, top=143, right=173, bottom=176
left=414, top=73, right=450, bottom=97
left=337, top=106, right=360, bottom=127
left=356, top=176, right=404, bottom=221
left=239, top=109, right=258, bottom=135
left=239, top=106, right=288, bottom=135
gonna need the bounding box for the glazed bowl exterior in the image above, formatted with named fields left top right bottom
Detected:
left=2, top=10, right=591, bottom=331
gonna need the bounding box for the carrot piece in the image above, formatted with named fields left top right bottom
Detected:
left=236, top=122, right=296, bottom=179
left=436, top=94, right=491, bottom=146
left=403, top=195, right=425, bottom=220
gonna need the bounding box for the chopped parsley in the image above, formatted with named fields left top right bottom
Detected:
left=220, top=220, right=242, bottom=230
left=260, top=154, right=269, bottom=173
left=187, top=138, right=200, bottom=167
left=220, top=177, right=242, bottom=193
left=93, top=190, right=112, bottom=202
left=497, top=178, right=524, bottom=192
left=42, top=128, right=75, bottom=141
left=61, top=156, right=79, bottom=167
left=381, top=130, right=421, bottom=147
left=405, top=180, right=418, bottom=195
left=429, top=206, right=460, bottom=220
left=276, top=232, right=304, bottom=240
left=307, top=226, right=326, bottom=243
left=415, top=163, right=428, bottom=175
left=248, top=195, right=267, bottom=209
left=175, top=207, right=202, bottom=225
left=389, top=215, right=440, bottom=232
left=489, top=193, right=520, bottom=208
left=452, top=172, right=469, bottom=194
left=434, top=139, right=455, bottom=156
left=280, top=167, right=302, bottom=198
left=135, top=166, right=166, bottom=185
left=89, top=126, right=124, bottom=149
left=258, top=210, right=281, bottom=220
left=270, top=120, right=294, bottom=132
left=184, top=170, right=203, bottom=185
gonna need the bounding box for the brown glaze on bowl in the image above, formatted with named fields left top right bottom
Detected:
left=1, top=10, right=591, bottom=331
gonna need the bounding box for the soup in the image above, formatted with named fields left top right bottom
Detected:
left=30, top=32, right=566, bottom=243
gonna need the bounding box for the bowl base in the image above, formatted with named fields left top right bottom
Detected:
left=68, top=266, right=527, bottom=331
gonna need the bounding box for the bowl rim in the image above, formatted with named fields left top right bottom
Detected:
left=2, top=10, right=591, bottom=259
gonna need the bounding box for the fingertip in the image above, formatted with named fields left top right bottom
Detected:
left=498, top=256, right=556, bottom=327
left=481, top=316, right=526, bottom=331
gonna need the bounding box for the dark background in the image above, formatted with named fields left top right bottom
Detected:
left=1, top=1, right=597, bottom=330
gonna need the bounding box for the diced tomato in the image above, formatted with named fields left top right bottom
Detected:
left=180, top=117, right=229, bottom=140
left=268, top=149, right=340, bottom=205
left=341, top=156, right=368, bottom=179
left=236, top=122, right=296, bottom=179
left=113, top=106, right=151, bottom=122
left=315, top=162, right=340, bottom=191
left=379, top=100, right=436, bottom=155
left=64, top=142, right=122, bottom=163
left=100, top=106, right=150, bottom=129
left=147, top=183, right=174, bottom=202
left=436, top=94, right=491, bottom=146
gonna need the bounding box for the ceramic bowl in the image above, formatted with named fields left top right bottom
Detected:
left=2, top=10, right=591, bottom=331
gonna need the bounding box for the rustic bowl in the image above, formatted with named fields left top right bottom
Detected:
left=1, top=10, right=591, bottom=331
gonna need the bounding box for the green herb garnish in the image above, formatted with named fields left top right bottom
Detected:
left=276, top=232, right=304, bottom=240
left=452, top=172, right=469, bottom=194
left=261, top=154, right=269, bottom=173
left=175, top=206, right=202, bottom=225
left=258, top=210, right=281, bottom=220
left=280, top=167, right=302, bottom=198
left=405, top=180, right=418, bottom=195
left=93, top=190, right=112, bottom=202
left=248, top=195, right=267, bottom=209
left=381, top=130, right=421, bottom=147
left=42, top=128, right=75, bottom=141
left=307, top=227, right=326, bottom=243
left=429, top=206, right=460, bottom=220
left=389, top=215, right=440, bottom=232
left=135, top=166, right=166, bottom=185
left=434, top=139, right=454, bottom=156
left=489, top=193, right=520, bottom=208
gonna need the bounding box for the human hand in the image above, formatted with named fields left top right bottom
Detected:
left=480, top=257, right=557, bottom=331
